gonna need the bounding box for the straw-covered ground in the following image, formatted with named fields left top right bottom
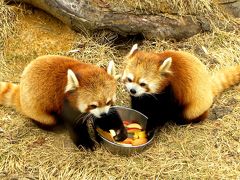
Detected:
left=0, top=1, right=239, bottom=179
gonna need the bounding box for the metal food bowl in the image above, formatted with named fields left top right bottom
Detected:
left=96, top=106, right=155, bottom=156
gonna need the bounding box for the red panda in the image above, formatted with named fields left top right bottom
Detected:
left=0, top=55, right=127, bottom=150
left=121, top=44, right=240, bottom=132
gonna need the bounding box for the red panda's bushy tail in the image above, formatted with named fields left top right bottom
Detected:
left=211, top=65, right=240, bottom=96
left=0, top=82, right=21, bottom=111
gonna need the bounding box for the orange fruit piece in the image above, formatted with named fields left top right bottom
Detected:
left=132, top=138, right=148, bottom=146
left=121, top=137, right=133, bottom=144
left=96, top=128, right=114, bottom=142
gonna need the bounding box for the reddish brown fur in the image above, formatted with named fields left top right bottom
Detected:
left=123, top=47, right=240, bottom=123
left=0, top=82, right=20, bottom=110
left=0, top=55, right=116, bottom=126
left=212, top=65, right=240, bottom=96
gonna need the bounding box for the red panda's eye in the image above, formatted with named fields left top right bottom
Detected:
left=140, top=83, right=146, bottom=87
left=127, top=78, right=132, bottom=82
left=89, top=105, right=97, bottom=109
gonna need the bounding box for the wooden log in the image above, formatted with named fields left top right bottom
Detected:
left=9, top=0, right=212, bottom=40
left=216, top=0, right=240, bottom=18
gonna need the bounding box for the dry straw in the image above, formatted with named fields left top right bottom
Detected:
left=0, top=0, right=239, bottom=179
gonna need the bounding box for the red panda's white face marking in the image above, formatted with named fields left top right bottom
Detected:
left=76, top=92, right=116, bottom=117
left=78, top=102, right=88, bottom=113
left=122, top=72, right=148, bottom=96
left=122, top=71, right=161, bottom=96
left=89, top=105, right=111, bottom=118
left=65, top=61, right=117, bottom=118
left=87, top=97, right=114, bottom=118
left=122, top=44, right=172, bottom=96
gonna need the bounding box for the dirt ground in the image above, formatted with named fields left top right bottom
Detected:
left=0, top=1, right=239, bottom=179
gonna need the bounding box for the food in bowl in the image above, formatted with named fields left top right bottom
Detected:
left=96, top=121, right=148, bottom=147
left=94, top=106, right=155, bottom=156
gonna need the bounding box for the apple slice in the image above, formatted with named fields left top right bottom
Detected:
left=109, top=129, right=116, bottom=137
left=127, top=123, right=142, bottom=130
left=127, top=128, right=141, bottom=133
left=123, top=120, right=130, bottom=126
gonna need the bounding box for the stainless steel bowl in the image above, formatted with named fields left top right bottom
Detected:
left=96, top=106, right=155, bottom=156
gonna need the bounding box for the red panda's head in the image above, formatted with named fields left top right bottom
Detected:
left=121, top=44, right=173, bottom=97
left=64, top=61, right=117, bottom=118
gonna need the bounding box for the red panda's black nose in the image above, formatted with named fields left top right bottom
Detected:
left=130, top=89, right=136, bottom=94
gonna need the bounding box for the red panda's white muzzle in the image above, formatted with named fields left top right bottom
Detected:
left=125, top=82, right=146, bottom=97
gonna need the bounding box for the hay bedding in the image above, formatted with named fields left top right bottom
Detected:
left=0, top=1, right=239, bottom=179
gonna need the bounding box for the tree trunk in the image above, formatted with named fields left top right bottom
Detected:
left=216, top=0, right=240, bottom=18
left=9, top=0, right=213, bottom=40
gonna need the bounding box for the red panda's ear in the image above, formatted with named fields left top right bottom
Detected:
left=127, top=44, right=138, bottom=57
left=64, top=69, right=79, bottom=93
left=107, top=60, right=121, bottom=79
left=107, top=60, right=115, bottom=76
left=159, top=57, right=172, bottom=75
